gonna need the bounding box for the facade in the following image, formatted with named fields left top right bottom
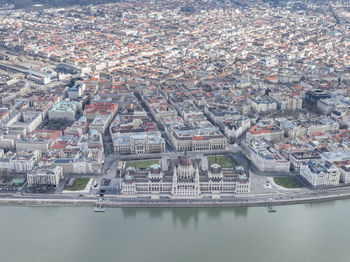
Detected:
left=16, top=138, right=50, bottom=153
left=121, top=154, right=250, bottom=199
left=249, top=96, right=278, bottom=113
left=317, top=98, right=338, bottom=115
left=280, top=120, right=307, bottom=139
left=289, top=151, right=321, bottom=172
left=162, top=116, right=227, bottom=152
left=67, top=82, right=86, bottom=99
left=280, top=118, right=340, bottom=139
left=204, top=105, right=251, bottom=139
left=48, top=101, right=81, bottom=121
left=223, top=117, right=251, bottom=140
left=168, top=129, right=227, bottom=151
left=27, top=165, right=63, bottom=187
left=51, top=147, right=104, bottom=175
left=305, top=90, right=331, bottom=105
left=64, top=116, right=88, bottom=137
left=271, top=94, right=303, bottom=111
left=84, top=102, right=118, bottom=124
left=143, top=91, right=178, bottom=121
left=113, top=131, right=165, bottom=154
left=0, top=150, right=41, bottom=173
left=0, top=131, right=18, bottom=149
left=19, top=111, right=43, bottom=133
left=89, top=115, right=110, bottom=134
left=243, top=138, right=290, bottom=172
left=320, top=151, right=350, bottom=163
left=340, top=165, right=350, bottom=184
left=300, top=160, right=340, bottom=187
left=109, top=111, right=164, bottom=154
left=305, top=117, right=339, bottom=135
left=246, top=120, right=284, bottom=142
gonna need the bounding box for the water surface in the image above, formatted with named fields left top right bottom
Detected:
left=0, top=200, right=348, bottom=262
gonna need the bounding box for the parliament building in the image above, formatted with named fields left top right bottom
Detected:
left=120, top=153, right=250, bottom=199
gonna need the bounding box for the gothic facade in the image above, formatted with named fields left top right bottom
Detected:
left=120, top=154, right=250, bottom=199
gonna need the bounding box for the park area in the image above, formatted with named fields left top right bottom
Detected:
left=64, top=178, right=90, bottom=191
left=208, top=155, right=235, bottom=168
left=41, top=118, right=74, bottom=131
left=125, top=160, right=159, bottom=169
left=273, top=177, right=302, bottom=188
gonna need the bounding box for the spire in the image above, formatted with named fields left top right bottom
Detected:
left=195, top=165, right=199, bottom=184
left=172, top=165, right=177, bottom=183
left=194, top=164, right=201, bottom=197
left=172, top=164, right=178, bottom=196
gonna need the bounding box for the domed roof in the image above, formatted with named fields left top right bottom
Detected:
left=150, top=164, right=161, bottom=174
left=150, top=164, right=161, bottom=169
left=179, top=154, right=192, bottom=166
left=210, top=163, right=222, bottom=173
left=211, top=163, right=221, bottom=169
left=125, top=175, right=133, bottom=180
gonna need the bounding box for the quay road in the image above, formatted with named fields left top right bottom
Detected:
left=3, top=185, right=350, bottom=208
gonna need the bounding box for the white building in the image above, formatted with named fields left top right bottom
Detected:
left=113, top=132, right=165, bottom=154
left=0, top=150, right=41, bottom=173
left=48, top=101, right=81, bottom=121
left=162, top=116, right=227, bottom=152
left=317, top=96, right=350, bottom=115
left=280, top=120, right=307, bottom=139
left=27, top=166, right=63, bottom=187
left=246, top=120, right=284, bottom=142
left=143, top=92, right=178, bottom=121
left=289, top=151, right=321, bottom=172
left=21, top=111, right=43, bottom=133
left=121, top=154, right=250, bottom=199
left=89, top=115, right=110, bottom=134
left=249, top=96, right=278, bottom=113
left=0, top=131, right=18, bottom=149
left=67, top=82, right=86, bottom=99
left=223, top=117, right=251, bottom=140
left=320, top=151, right=350, bottom=163
left=300, top=161, right=340, bottom=187
left=305, top=117, right=339, bottom=135
left=16, top=138, right=50, bottom=153
left=243, top=139, right=290, bottom=173
left=271, top=94, right=303, bottom=111
left=51, top=147, right=104, bottom=175
left=340, top=165, right=350, bottom=184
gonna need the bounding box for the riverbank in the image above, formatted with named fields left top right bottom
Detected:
left=1, top=190, right=350, bottom=208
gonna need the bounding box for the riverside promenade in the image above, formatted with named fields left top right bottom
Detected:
left=2, top=186, right=350, bottom=208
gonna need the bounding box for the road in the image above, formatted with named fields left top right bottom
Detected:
left=4, top=183, right=350, bottom=208
left=10, top=141, right=348, bottom=207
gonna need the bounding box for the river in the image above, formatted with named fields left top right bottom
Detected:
left=0, top=200, right=349, bottom=262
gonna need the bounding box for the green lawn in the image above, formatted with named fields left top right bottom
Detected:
left=64, top=178, right=90, bottom=191
left=125, top=160, right=159, bottom=169
left=208, top=155, right=235, bottom=168
left=273, top=177, right=302, bottom=188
